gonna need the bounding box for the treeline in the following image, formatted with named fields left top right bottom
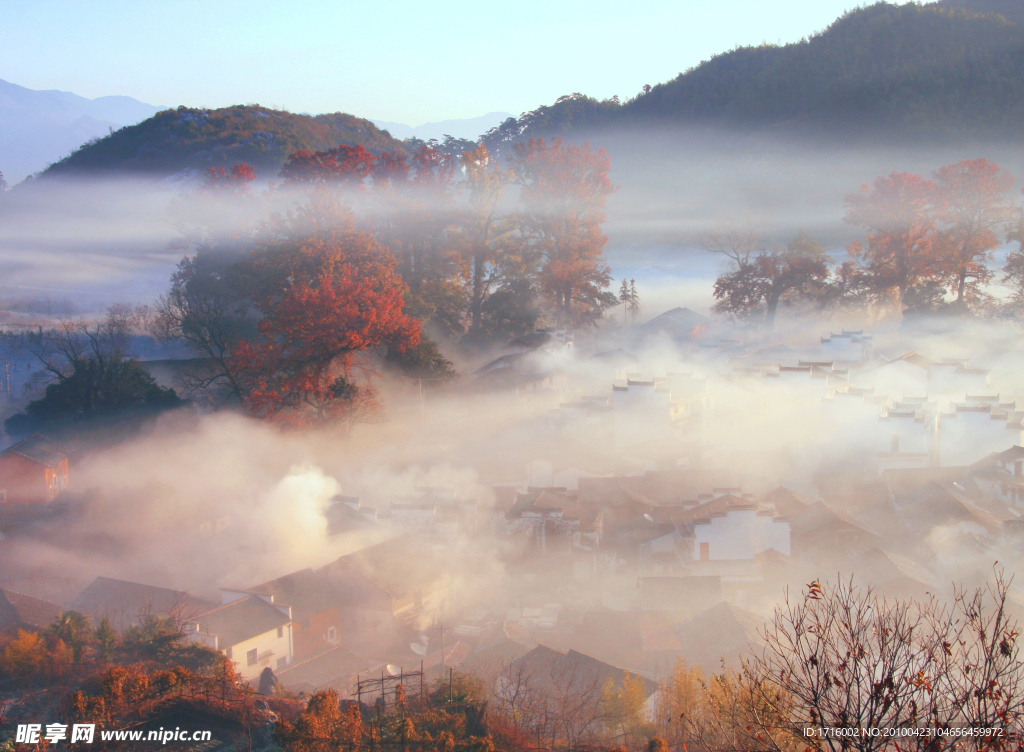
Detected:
left=6, top=137, right=618, bottom=433
left=3, top=305, right=182, bottom=437
left=709, top=158, right=1024, bottom=329
left=0, top=611, right=285, bottom=751
left=482, top=2, right=1024, bottom=149
left=150, top=137, right=616, bottom=426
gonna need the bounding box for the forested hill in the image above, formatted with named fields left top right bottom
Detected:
left=485, top=2, right=1024, bottom=149
left=937, top=0, right=1024, bottom=25
left=39, top=105, right=405, bottom=180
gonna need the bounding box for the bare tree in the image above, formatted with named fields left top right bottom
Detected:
left=749, top=573, right=1024, bottom=752
left=698, top=226, right=766, bottom=270
left=492, top=655, right=608, bottom=751
left=153, top=254, right=253, bottom=403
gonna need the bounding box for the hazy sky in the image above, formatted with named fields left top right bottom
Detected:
left=4, top=0, right=862, bottom=125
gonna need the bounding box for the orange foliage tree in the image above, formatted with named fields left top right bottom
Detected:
left=932, top=158, right=1015, bottom=308
left=457, top=145, right=513, bottom=338
left=279, top=146, right=375, bottom=186
left=230, top=201, right=420, bottom=424
left=844, top=171, right=939, bottom=316
left=511, top=137, right=617, bottom=327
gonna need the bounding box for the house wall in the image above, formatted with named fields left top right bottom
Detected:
left=224, top=624, right=293, bottom=681
left=939, top=411, right=1019, bottom=466
left=612, top=382, right=675, bottom=452
left=0, top=454, right=67, bottom=504
left=692, top=510, right=790, bottom=560
left=293, top=606, right=342, bottom=659
left=880, top=415, right=929, bottom=455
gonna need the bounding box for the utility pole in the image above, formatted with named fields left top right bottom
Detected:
left=437, top=621, right=446, bottom=673
left=418, top=378, right=424, bottom=428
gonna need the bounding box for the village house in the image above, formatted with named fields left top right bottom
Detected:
left=275, top=643, right=374, bottom=696
left=72, top=576, right=219, bottom=632
left=0, top=434, right=69, bottom=505
left=820, top=330, right=873, bottom=363
left=505, top=645, right=661, bottom=724
left=938, top=397, right=1022, bottom=467
left=0, top=589, right=62, bottom=635
left=318, top=535, right=450, bottom=634
left=223, top=568, right=344, bottom=660
left=636, top=306, right=710, bottom=343
left=675, top=494, right=791, bottom=567
left=877, top=401, right=937, bottom=472
left=972, top=445, right=1024, bottom=506
left=188, top=595, right=293, bottom=681
left=385, top=487, right=478, bottom=541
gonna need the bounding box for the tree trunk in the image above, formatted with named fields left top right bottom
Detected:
left=470, top=250, right=486, bottom=332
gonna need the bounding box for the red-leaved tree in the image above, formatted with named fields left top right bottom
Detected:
left=230, top=202, right=420, bottom=425
left=844, top=172, right=939, bottom=317
left=278, top=145, right=375, bottom=186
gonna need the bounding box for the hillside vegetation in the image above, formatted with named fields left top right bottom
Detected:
left=41, top=105, right=404, bottom=179
left=485, top=2, right=1024, bottom=148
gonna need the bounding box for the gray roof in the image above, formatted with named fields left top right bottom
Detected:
left=276, top=644, right=373, bottom=695
left=247, top=568, right=343, bottom=622
left=2, top=434, right=68, bottom=468
left=195, top=595, right=290, bottom=648
left=512, top=645, right=658, bottom=697
left=0, top=589, right=63, bottom=633
left=71, top=576, right=218, bottom=630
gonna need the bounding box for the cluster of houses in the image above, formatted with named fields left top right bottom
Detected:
left=1, top=311, right=1023, bottom=702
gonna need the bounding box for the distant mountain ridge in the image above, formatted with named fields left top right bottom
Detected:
left=483, top=1, right=1024, bottom=148
left=371, top=112, right=512, bottom=142
left=0, top=79, right=164, bottom=183
left=39, top=105, right=405, bottom=180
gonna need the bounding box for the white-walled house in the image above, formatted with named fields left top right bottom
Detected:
left=188, top=595, right=293, bottom=681
left=820, top=331, right=873, bottom=363
left=938, top=399, right=1022, bottom=467
left=855, top=353, right=991, bottom=407
left=678, top=495, right=790, bottom=563
left=611, top=374, right=710, bottom=451
left=877, top=402, right=937, bottom=471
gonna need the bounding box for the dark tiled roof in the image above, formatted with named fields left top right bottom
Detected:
left=994, top=446, right=1024, bottom=463
left=674, top=602, right=764, bottom=672
left=276, top=644, right=373, bottom=695
left=71, top=576, right=218, bottom=630
left=195, top=595, right=290, bottom=648
left=2, top=434, right=68, bottom=468
left=512, top=645, right=658, bottom=697
left=640, top=307, right=710, bottom=331
left=319, top=536, right=446, bottom=599
left=0, top=589, right=63, bottom=632
left=248, top=569, right=343, bottom=622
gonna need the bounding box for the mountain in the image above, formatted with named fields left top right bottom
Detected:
left=938, top=0, right=1024, bottom=25
left=484, top=2, right=1024, bottom=148
left=38, top=105, right=405, bottom=181
left=371, top=112, right=512, bottom=142
left=0, top=79, right=164, bottom=183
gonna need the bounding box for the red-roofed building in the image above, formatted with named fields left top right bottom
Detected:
left=0, top=434, right=69, bottom=504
